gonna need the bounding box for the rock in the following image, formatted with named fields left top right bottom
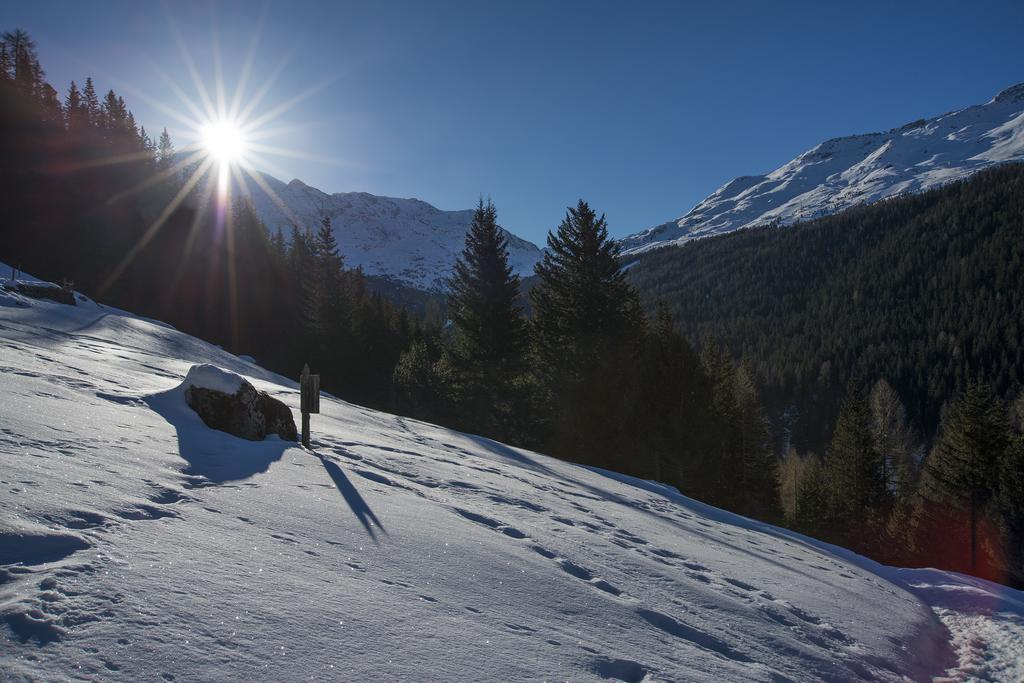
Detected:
left=2, top=281, right=76, bottom=306
left=183, top=365, right=297, bottom=442
left=259, top=392, right=299, bottom=442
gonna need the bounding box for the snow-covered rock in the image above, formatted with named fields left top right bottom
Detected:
left=182, top=364, right=297, bottom=442
left=621, top=83, right=1024, bottom=256
left=242, top=176, right=543, bottom=291
left=1, top=260, right=1022, bottom=680
left=183, top=363, right=247, bottom=395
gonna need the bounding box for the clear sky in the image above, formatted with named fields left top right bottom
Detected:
left=5, top=0, right=1024, bottom=243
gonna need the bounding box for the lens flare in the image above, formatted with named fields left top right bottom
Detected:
left=201, top=120, right=247, bottom=163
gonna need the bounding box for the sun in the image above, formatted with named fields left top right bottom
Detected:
left=201, top=120, right=247, bottom=164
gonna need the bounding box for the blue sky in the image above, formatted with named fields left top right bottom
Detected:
left=6, top=0, right=1024, bottom=243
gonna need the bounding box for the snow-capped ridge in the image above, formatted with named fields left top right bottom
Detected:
left=622, top=82, right=1024, bottom=255
left=243, top=174, right=543, bottom=290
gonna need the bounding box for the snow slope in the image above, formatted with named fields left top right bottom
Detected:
left=242, top=175, right=543, bottom=291
left=2, top=269, right=1023, bottom=681
left=621, top=83, right=1024, bottom=256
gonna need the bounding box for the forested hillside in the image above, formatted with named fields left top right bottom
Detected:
left=628, top=163, right=1024, bottom=451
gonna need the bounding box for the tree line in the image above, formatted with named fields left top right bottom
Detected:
left=393, top=198, right=780, bottom=522
left=782, top=378, right=1024, bottom=586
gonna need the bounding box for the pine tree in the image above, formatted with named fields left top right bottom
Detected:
left=447, top=198, right=527, bottom=439
left=304, top=214, right=346, bottom=374
left=157, top=128, right=174, bottom=168
left=64, top=81, right=88, bottom=133
left=102, top=89, right=126, bottom=136
left=823, top=380, right=889, bottom=546
left=731, top=363, right=779, bottom=519
left=2, top=29, right=39, bottom=98
left=918, top=383, right=1010, bottom=573
left=531, top=200, right=642, bottom=379
left=530, top=199, right=644, bottom=458
left=794, top=456, right=831, bottom=537
left=37, top=82, right=62, bottom=125
left=138, top=125, right=156, bottom=160
left=82, top=77, right=101, bottom=127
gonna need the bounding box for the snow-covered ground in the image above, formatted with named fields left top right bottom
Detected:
left=620, top=83, right=1024, bottom=256
left=2, top=269, right=1022, bottom=681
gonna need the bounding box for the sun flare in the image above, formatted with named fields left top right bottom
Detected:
left=201, top=120, right=247, bottom=164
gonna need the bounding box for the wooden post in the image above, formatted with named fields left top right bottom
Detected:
left=299, top=363, right=320, bottom=448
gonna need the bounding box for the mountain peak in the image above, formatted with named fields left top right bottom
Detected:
left=621, top=84, right=1024, bottom=256
left=247, top=176, right=542, bottom=290
left=992, top=82, right=1024, bottom=104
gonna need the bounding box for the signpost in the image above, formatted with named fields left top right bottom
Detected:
left=300, top=363, right=320, bottom=448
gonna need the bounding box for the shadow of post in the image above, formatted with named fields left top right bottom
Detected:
left=318, top=454, right=387, bottom=543
left=145, top=387, right=291, bottom=484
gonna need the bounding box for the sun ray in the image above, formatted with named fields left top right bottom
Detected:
left=245, top=143, right=359, bottom=168
left=240, top=75, right=340, bottom=134
left=211, top=21, right=228, bottom=120
left=164, top=7, right=218, bottom=123
left=241, top=165, right=305, bottom=229
left=100, top=157, right=215, bottom=296
left=243, top=117, right=347, bottom=142
left=163, top=172, right=218, bottom=312
left=230, top=163, right=255, bottom=201
left=223, top=183, right=240, bottom=350
left=237, top=151, right=305, bottom=184
left=228, top=2, right=269, bottom=121
left=62, top=149, right=168, bottom=173
left=235, top=52, right=294, bottom=125
left=106, top=148, right=206, bottom=205
left=151, top=66, right=214, bottom=128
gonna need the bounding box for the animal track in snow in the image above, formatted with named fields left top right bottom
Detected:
left=636, top=608, right=752, bottom=663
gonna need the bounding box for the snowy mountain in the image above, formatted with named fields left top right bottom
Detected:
left=621, top=83, right=1024, bottom=256
left=242, top=175, right=543, bottom=291
left=3, top=265, right=1023, bottom=681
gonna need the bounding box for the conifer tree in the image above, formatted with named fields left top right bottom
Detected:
left=794, top=456, right=831, bottom=536
left=2, top=29, right=39, bottom=98
left=447, top=198, right=527, bottom=438
left=64, top=81, right=88, bottom=133
left=531, top=199, right=642, bottom=384
left=157, top=128, right=174, bottom=168
left=304, top=214, right=346, bottom=373
left=731, top=363, right=779, bottom=519
left=823, top=380, right=889, bottom=545
left=918, top=383, right=1009, bottom=573
left=82, top=77, right=100, bottom=126
left=530, top=199, right=643, bottom=458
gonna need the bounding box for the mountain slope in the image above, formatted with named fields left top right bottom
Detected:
left=626, top=163, right=1024, bottom=455
left=621, top=83, right=1024, bottom=255
left=2, top=267, right=1022, bottom=681
left=243, top=175, right=542, bottom=290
